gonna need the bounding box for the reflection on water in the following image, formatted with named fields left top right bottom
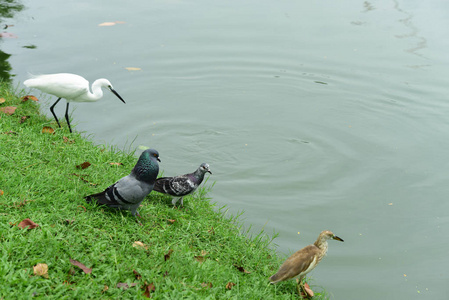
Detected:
left=0, top=0, right=24, bottom=83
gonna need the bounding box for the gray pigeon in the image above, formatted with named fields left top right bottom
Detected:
left=85, top=149, right=160, bottom=220
left=153, top=163, right=212, bottom=206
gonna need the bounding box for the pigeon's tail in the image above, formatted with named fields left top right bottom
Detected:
left=85, top=190, right=109, bottom=205
left=153, top=177, right=172, bottom=194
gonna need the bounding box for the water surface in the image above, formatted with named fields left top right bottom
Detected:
left=3, top=0, right=449, bottom=298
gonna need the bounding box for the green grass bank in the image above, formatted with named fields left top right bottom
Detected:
left=0, top=82, right=327, bottom=299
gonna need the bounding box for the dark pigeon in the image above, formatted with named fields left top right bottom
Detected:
left=153, top=163, right=212, bottom=206
left=85, top=149, right=160, bottom=221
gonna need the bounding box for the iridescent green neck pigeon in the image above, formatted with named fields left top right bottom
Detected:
left=153, top=163, right=211, bottom=206
left=85, top=149, right=160, bottom=220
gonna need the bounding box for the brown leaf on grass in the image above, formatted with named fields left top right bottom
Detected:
left=133, top=269, right=142, bottom=280
left=194, top=256, right=205, bottom=263
left=303, top=282, right=314, bottom=297
left=76, top=161, right=91, bottom=169
left=234, top=264, right=251, bottom=274
left=63, top=136, right=75, bottom=143
left=19, top=116, right=30, bottom=124
left=143, top=283, right=155, bottom=298
left=14, top=199, right=34, bottom=208
left=0, top=189, right=3, bottom=196
left=42, top=126, right=55, bottom=134
left=201, top=282, right=213, bottom=289
left=102, top=285, right=109, bottom=293
left=33, top=263, right=49, bottom=278
left=164, top=249, right=173, bottom=261
left=109, top=162, right=123, bottom=166
left=2, top=130, right=17, bottom=135
left=0, top=106, right=17, bottom=115
left=0, top=97, right=5, bottom=103
left=167, top=219, right=176, bottom=224
left=21, top=95, right=39, bottom=102
left=69, top=259, right=92, bottom=274
left=18, top=218, right=39, bottom=229
left=117, top=282, right=129, bottom=290
left=132, top=241, right=149, bottom=250
left=71, top=173, right=97, bottom=186
left=225, top=282, right=236, bottom=290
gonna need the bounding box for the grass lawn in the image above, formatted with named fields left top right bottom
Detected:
left=0, top=82, right=328, bottom=299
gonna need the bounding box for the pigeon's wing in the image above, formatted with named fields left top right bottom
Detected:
left=114, top=175, right=153, bottom=204
left=154, top=175, right=194, bottom=196
left=85, top=182, right=123, bottom=208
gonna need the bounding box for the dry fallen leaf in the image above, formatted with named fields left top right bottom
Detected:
left=164, top=249, right=174, bottom=261
left=0, top=97, right=5, bottom=103
left=234, top=264, right=251, bottom=274
left=98, top=22, right=116, bottom=26
left=42, top=126, right=55, bottom=134
left=76, top=161, right=91, bottom=170
left=167, top=219, right=176, bottom=224
left=69, top=259, right=92, bottom=274
left=33, top=263, right=49, bottom=278
left=0, top=32, right=18, bottom=38
left=20, top=116, right=30, bottom=124
left=133, top=269, right=142, bottom=280
left=102, top=285, right=109, bottom=293
left=2, top=130, right=17, bottom=135
left=225, top=282, right=236, bottom=290
left=0, top=189, right=3, bottom=196
left=0, top=106, right=17, bottom=115
left=18, top=218, right=39, bottom=229
left=303, top=282, right=314, bottom=297
left=194, top=256, right=205, bottom=263
left=143, top=283, right=155, bottom=298
left=125, top=67, right=142, bottom=71
left=21, top=95, right=39, bottom=102
left=117, top=282, right=130, bottom=290
left=63, top=136, right=75, bottom=143
left=109, top=162, right=123, bottom=166
left=201, top=282, right=213, bottom=289
left=132, top=241, right=149, bottom=250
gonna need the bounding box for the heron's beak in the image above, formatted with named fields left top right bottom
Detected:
left=109, top=87, right=126, bottom=104
left=333, top=235, right=344, bottom=242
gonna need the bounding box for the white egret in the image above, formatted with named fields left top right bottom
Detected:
left=24, top=73, right=126, bottom=133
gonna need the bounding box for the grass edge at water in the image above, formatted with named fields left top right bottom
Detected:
left=0, top=81, right=328, bottom=299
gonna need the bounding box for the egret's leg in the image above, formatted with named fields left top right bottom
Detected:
left=64, top=102, right=72, bottom=133
left=49, top=97, right=62, bottom=128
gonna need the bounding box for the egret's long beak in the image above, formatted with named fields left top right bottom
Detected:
left=333, top=235, right=344, bottom=242
left=109, top=86, right=126, bottom=104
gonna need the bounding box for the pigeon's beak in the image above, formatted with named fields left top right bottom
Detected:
left=109, top=86, right=126, bottom=104
left=157, top=158, right=161, bottom=162
left=207, top=170, right=212, bottom=174
left=333, top=235, right=344, bottom=242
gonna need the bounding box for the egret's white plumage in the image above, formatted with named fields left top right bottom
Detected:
left=24, top=73, right=126, bottom=133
